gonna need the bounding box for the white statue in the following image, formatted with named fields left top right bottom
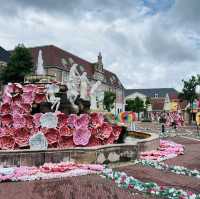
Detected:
left=90, top=81, right=101, bottom=110
left=80, top=72, right=90, bottom=100
left=46, top=83, right=60, bottom=111
left=67, top=63, right=80, bottom=111
left=36, top=50, right=46, bottom=76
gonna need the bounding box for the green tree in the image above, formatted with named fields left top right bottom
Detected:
left=0, top=44, right=33, bottom=84
left=103, top=91, right=116, bottom=112
left=179, top=75, right=199, bottom=124
left=126, top=97, right=144, bottom=120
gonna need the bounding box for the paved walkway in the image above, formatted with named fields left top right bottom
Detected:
left=0, top=137, right=199, bottom=199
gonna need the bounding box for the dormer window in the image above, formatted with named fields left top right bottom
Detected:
left=154, top=93, right=158, bottom=98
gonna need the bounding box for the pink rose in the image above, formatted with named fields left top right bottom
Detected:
left=59, top=126, right=73, bottom=137
left=67, top=114, right=78, bottom=128
left=75, top=114, right=90, bottom=129
left=14, top=127, right=30, bottom=147
left=73, top=128, right=91, bottom=146
left=57, top=113, right=68, bottom=128
left=58, top=136, right=74, bottom=148
left=13, top=114, right=26, bottom=128
left=44, top=128, right=59, bottom=145
left=0, top=135, right=15, bottom=149
left=1, top=114, right=13, bottom=127
left=90, top=112, right=104, bottom=128
left=0, top=103, right=11, bottom=114
left=22, top=92, right=35, bottom=104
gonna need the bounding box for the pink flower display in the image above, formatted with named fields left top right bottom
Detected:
left=2, top=93, right=12, bottom=104
left=75, top=114, right=90, bottom=129
left=1, top=114, right=13, bottom=127
left=0, top=103, right=11, bottom=114
left=67, top=114, right=78, bottom=128
left=11, top=104, right=25, bottom=115
left=97, top=122, right=113, bottom=140
left=12, top=94, right=22, bottom=105
left=23, top=84, right=37, bottom=93
left=21, top=103, right=32, bottom=113
left=58, top=136, right=74, bottom=148
left=34, top=93, right=46, bottom=104
left=57, top=113, right=68, bottom=128
left=13, top=114, right=26, bottom=128
left=73, top=128, right=91, bottom=146
left=0, top=135, right=15, bottom=149
left=112, top=126, right=122, bottom=140
left=0, top=82, right=123, bottom=150
left=33, top=113, right=42, bottom=128
left=24, top=115, right=34, bottom=129
left=59, top=126, right=73, bottom=137
left=90, top=112, right=104, bottom=128
left=44, top=128, right=59, bottom=145
left=22, top=92, right=35, bottom=104
left=14, top=128, right=30, bottom=147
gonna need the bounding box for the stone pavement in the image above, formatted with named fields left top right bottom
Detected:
left=0, top=137, right=199, bottom=199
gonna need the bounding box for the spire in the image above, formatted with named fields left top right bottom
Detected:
left=98, top=52, right=102, bottom=65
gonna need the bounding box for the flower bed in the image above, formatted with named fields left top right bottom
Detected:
left=140, top=140, right=184, bottom=161
left=0, top=162, right=104, bottom=182
left=100, top=168, right=200, bottom=199
left=135, top=159, right=200, bottom=179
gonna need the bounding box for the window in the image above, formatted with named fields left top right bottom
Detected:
left=154, top=93, right=158, bottom=98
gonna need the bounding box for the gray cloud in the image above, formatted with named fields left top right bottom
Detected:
left=0, top=0, right=199, bottom=90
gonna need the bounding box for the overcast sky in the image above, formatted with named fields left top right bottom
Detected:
left=0, top=0, right=200, bottom=90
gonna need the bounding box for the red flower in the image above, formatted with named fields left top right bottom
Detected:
left=21, top=103, right=32, bottom=113
left=90, top=112, right=104, bottom=128
left=33, top=113, right=42, bottom=128
left=12, top=94, right=22, bottom=105
left=44, top=128, right=59, bottom=144
left=11, top=104, right=25, bottom=115
left=59, top=126, right=73, bottom=137
left=23, top=84, right=37, bottom=93
left=13, top=114, right=26, bottom=128
left=34, top=93, right=46, bottom=104
left=58, top=136, right=74, bottom=148
left=24, top=115, right=34, bottom=129
left=112, top=125, right=122, bottom=140
left=14, top=127, right=30, bottom=147
left=1, top=114, right=13, bottom=127
left=22, top=92, right=35, bottom=104
left=57, top=113, right=68, bottom=128
left=0, top=135, right=15, bottom=149
left=0, top=103, right=11, bottom=114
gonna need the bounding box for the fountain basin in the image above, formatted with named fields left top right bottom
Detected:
left=0, top=132, right=159, bottom=167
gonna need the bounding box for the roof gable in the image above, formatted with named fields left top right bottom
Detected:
left=125, top=88, right=178, bottom=99
left=29, top=45, right=123, bottom=88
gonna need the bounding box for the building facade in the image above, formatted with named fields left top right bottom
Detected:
left=29, top=45, right=125, bottom=114
left=125, top=88, right=179, bottom=112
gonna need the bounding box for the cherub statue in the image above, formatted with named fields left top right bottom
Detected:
left=80, top=72, right=90, bottom=100
left=67, top=63, right=81, bottom=111
left=90, top=81, right=101, bottom=110
left=46, top=83, right=60, bottom=111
